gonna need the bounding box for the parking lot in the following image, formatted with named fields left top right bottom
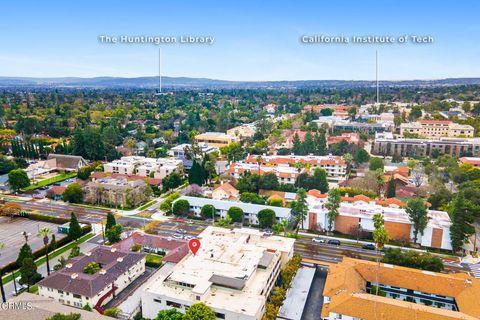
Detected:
left=0, top=216, right=67, bottom=268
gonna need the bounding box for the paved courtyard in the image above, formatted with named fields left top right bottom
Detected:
left=0, top=217, right=67, bottom=268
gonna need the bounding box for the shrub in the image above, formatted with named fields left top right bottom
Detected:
left=83, top=261, right=101, bottom=275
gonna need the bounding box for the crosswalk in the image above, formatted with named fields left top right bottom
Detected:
left=469, top=263, right=480, bottom=278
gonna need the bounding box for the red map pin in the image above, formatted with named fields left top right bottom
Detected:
left=188, top=238, right=201, bottom=255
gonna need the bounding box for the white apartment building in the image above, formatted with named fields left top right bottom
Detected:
left=400, top=120, right=474, bottom=138
left=226, top=123, right=257, bottom=139
left=168, top=143, right=218, bottom=169
left=38, top=246, right=145, bottom=311
left=104, top=156, right=183, bottom=179
left=173, top=196, right=291, bottom=225
left=142, top=226, right=295, bottom=320
left=236, top=154, right=346, bottom=182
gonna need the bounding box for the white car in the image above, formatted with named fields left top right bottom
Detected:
left=312, top=237, right=326, bottom=243
left=185, top=235, right=195, bottom=241
left=172, top=233, right=183, bottom=239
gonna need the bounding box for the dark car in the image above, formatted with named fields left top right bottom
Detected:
left=327, top=239, right=341, bottom=245
left=362, top=244, right=376, bottom=250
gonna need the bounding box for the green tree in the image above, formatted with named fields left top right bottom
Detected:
left=48, top=234, right=57, bottom=252
left=259, top=173, right=279, bottom=190
left=201, top=204, right=216, bottom=220
left=62, top=183, right=83, bottom=203
left=227, top=206, right=244, bottom=223
left=369, top=157, right=384, bottom=171
left=46, top=313, right=81, bottom=320
left=324, top=189, right=341, bottom=232
left=0, top=156, right=17, bottom=174
left=37, top=227, right=53, bottom=275
left=105, top=212, right=116, bottom=231
left=257, top=209, right=276, bottom=228
left=372, top=213, right=389, bottom=296
left=314, top=130, right=327, bottom=156
left=156, top=309, right=184, bottom=320
left=106, top=224, right=123, bottom=244
left=189, top=160, right=204, bottom=186
left=386, top=177, right=396, bottom=198
left=8, top=169, right=30, bottom=191
left=16, top=242, right=34, bottom=267
left=162, top=172, right=183, bottom=192
left=292, top=133, right=302, bottom=155
left=172, top=199, right=190, bottom=216
left=68, top=213, right=82, bottom=241
left=406, top=198, right=428, bottom=244
left=355, top=148, right=370, bottom=164
left=292, top=188, right=308, bottom=229
left=449, top=191, right=476, bottom=253
left=83, top=261, right=101, bottom=274
left=19, top=258, right=41, bottom=290
left=103, top=307, right=121, bottom=318
left=184, top=303, right=216, bottom=320
left=312, top=168, right=329, bottom=193
left=77, top=166, right=94, bottom=180
left=68, top=245, right=81, bottom=258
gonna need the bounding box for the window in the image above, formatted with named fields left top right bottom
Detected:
left=73, top=294, right=81, bottom=299
left=166, top=301, right=182, bottom=308
left=196, top=296, right=200, bottom=301
left=154, top=298, right=162, bottom=303
left=58, top=290, right=64, bottom=294
left=215, top=312, right=226, bottom=319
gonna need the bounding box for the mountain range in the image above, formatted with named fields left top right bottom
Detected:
left=1, top=76, right=480, bottom=89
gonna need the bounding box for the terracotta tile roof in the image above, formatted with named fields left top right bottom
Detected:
left=214, top=182, right=238, bottom=195
left=322, top=258, right=480, bottom=320
left=307, top=189, right=327, bottom=198
left=51, top=186, right=66, bottom=195
left=460, top=157, right=480, bottom=166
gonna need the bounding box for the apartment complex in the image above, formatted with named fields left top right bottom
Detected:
left=459, top=157, right=480, bottom=167
left=322, top=258, right=480, bottom=320
left=237, top=154, right=347, bottom=182
left=84, top=177, right=150, bottom=208
left=173, top=196, right=291, bottom=225
left=142, top=226, right=295, bottom=320
left=38, top=246, right=145, bottom=312
left=194, top=132, right=240, bottom=147
left=400, top=120, right=474, bottom=138
left=305, top=191, right=452, bottom=250
left=333, top=120, right=391, bottom=134
left=104, top=156, right=183, bottom=179
left=168, top=143, right=218, bottom=169
left=303, top=104, right=351, bottom=117
left=226, top=123, right=257, bottom=139
left=373, top=132, right=480, bottom=157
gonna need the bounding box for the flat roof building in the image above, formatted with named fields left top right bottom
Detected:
left=141, top=226, right=295, bottom=320
left=104, top=156, right=183, bottom=180
left=195, top=132, right=240, bottom=148
left=400, top=120, right=474, bottom=138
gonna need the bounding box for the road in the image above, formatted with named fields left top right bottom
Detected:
left=2, top=196, right=469, bottom=275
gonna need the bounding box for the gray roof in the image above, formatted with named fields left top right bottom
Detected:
left=209, top=274, right=247, bottom=290
left=38, top=246, right=145, bottom=297
left=258, top=252, right=275, bottom=269
left=47, top=153, right=88, bottom=169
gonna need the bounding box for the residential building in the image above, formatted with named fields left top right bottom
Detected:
left=373, top=132, right=480, bottom=157
left=90, top=172, right=162, bottom=187
left=225, top=162, right=308, bottom=185
left=238, top=154, right=346, bottom=182
left=194, top=132, right=239, bottom=147
left=327, top=133, right=360, bottom=145
left=212, top=182, right=239, bottom=200
left=38, top=246, right=145, bottom=312
left=227, top=123, right=257, bottom=139
left=400, top=120, right=474, bottom=138
left=303, top=104, right=351, bottom=117
left=365, top=112, right=395, bottom=123
left=333, top=120, right=391, bottom=134
left=322, top=258, right=480, bottom=320
left=459, top=157, right=480, bottom=167
left=312, top=116, right=347, bottom=129
left=114, top=232, right=189, bottom=263
left=84, top=177, right=150, bottom=208
left=142, top=226, right=295, bottom=320
left=104, top=156, right=183, bottom=179
left=264, top=103, right=278, bottom=114
left=305, top=190, right=452, bottom=250
left=168, top=143, right=218, bottom=169
left=173, top=196, right=291, bottom=225
left=7, top=293, right=112, bottom=320
left=46, top=154, right=89, bottom=171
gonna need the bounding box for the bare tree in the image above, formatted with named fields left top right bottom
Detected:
left=411, top=164, right=425, bottom=188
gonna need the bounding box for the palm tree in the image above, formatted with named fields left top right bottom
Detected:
left=37, top=228, right=53, bottom=275
left=0, top=243, right=5, bottom=302
left=256, top=155, right=263, bottom=175
left=343, top=153, right=353, bottom=181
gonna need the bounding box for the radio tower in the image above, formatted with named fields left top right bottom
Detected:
left=376, top=50, right=380, bottom=104
left=158, top=48, right=162, bottom=93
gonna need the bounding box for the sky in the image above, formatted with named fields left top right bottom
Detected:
left=0, top=0, right=479, bottom=81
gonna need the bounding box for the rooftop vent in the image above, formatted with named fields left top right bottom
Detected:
left=85, top=252, right=92, bottom=256
left=71, top=273, right=78, bottom=279
left=117, top=257, right=124, bottom=262
left=99, top=269, right=107, bottom=275
left=66, top=263, right=73, bottom=269
left=111, top=248, right=117, bottom=253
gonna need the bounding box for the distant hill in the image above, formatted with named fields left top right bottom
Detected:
left=1, top=76, right=480, bottom=89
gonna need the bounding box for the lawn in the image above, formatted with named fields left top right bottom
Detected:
left=137, top=200, right=156, bottom=211
left=146, top=253, right=163, bottom=268
left=23, top=172, right=77, bottom=191
left=1, top=232, right=94, bottom=284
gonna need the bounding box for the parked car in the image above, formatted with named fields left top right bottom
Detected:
left=362, top=244, right=376, bottom=250
left=263, top=229, right=273, bottom=236
left=312, top=237, right=326, bottom=243
left=175, top=229, right=186, bottom=234
left=172, top=233, right=183, bottom=239
left=327, top=239, right=341, bottom=245
left=185, top=235, right=195, bottom=241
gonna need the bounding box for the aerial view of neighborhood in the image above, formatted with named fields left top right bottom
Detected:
left=1, top=1, right=480, bottom=320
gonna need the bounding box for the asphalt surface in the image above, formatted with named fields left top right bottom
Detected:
left=301, top=266, right=328, bottom=320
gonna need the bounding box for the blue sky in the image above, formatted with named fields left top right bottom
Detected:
left=0, top=0, right=479, bottom=81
